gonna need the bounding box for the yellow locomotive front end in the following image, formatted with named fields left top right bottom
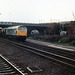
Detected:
left=17, top=26, right=27, bottom=40
left=17, top=28, right=27, bottom=36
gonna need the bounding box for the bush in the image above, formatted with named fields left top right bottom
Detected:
left=48, top=35, right=63, bottom=42
left=70, top=41, right=75, bottom=46
left=60, top=37, right=70, bottom=43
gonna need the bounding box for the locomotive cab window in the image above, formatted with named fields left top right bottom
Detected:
left=18, top=29, right=22, bottom=31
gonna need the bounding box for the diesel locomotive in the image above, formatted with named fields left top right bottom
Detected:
left=0, top=25, right=27, bottom=41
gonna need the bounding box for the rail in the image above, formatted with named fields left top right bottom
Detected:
left=0, top=54, right=25, bottom=75
left=1, top=38, right=75, bottom=68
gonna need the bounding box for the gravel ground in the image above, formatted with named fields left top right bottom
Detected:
left=0, top=39, right=75, bottom=75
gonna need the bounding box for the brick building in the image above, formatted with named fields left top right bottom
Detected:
left=67, top=21, right=75, bottom=39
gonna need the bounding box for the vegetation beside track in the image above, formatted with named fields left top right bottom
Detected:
left=31, top=35, right=75, bottom=46
left=58, top=37, right=75, bottom=46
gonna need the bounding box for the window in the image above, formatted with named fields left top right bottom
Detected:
left=18, top=29, right=22, bottom=31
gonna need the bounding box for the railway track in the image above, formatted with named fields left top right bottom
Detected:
left=16, top=40, right=75, bottom=59
left=1, top=38, right=75, bottom=69
left=0, top=54, right=25, bottom=75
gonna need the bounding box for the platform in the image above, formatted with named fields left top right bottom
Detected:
left=26, top=38, right=75, bottom=52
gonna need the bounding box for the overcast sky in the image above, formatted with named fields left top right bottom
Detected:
left=0, top=0, right=75, bottom=23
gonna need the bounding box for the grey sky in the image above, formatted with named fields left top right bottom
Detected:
left=0, top=0, right=75, bottom=23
